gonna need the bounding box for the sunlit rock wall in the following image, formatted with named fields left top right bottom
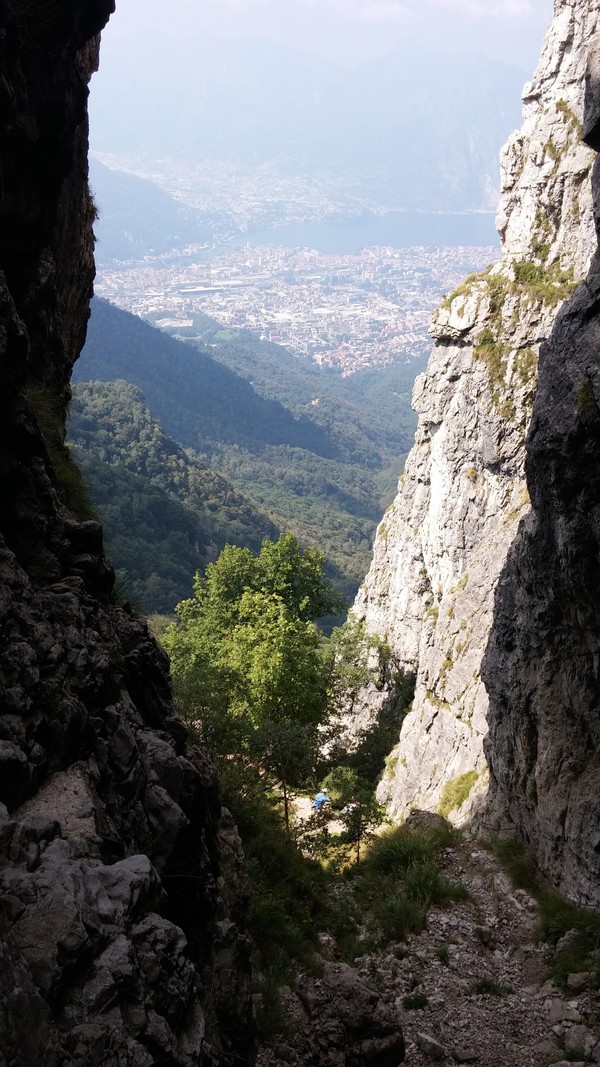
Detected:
left=352, top=0, right=598, bottom=825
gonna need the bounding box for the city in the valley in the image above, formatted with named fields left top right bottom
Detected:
left=95, top=241, right=497, bottom=375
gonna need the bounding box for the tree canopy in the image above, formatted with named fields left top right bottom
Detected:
left=163, top=533, right=345, bottom=826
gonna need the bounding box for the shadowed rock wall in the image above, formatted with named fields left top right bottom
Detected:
left=0, top=3, right=254, bottom=1063
left=482, top=44, right=600, bottom=907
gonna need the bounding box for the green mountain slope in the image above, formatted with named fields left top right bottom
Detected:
left=77, top=300, right=337, bottom=456
left=169, top=310, right=419, bottom=471
left=69, top=380, right=279, bottom=612
left=73, top=299, right=424, bottom=603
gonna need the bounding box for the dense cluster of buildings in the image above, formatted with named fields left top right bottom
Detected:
left=95, top=242, right=496, bottom=374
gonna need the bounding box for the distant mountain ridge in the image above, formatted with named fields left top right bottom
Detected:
left=89, top=160, right=217, bottom=263
left=91, top=35, right=525, bottom=210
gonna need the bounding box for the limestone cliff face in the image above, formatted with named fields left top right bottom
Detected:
left=482, top=58, right=600, bottom=908
left=352, top=0, right=598, bottom=824
left=0, top=4, right=253, bottom=1065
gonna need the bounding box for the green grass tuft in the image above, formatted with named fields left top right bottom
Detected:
left=438, top=771, right=479, bottom=818
left=435, top=943, right=450, bottom=966
left=350, top=823, right=467, bottom=946
left=403, top=991, right=428, bottom=1009
left=512, top=259, right=577, bottom=307
left=29, top=384, right=97, bottom=520
left=576, top=377, right=598, bottom=419
left=471, top=977, right=512, bottom=996
left=373, top=891, right=429, bottom=941
left=363, top=827, right=436, bottom=875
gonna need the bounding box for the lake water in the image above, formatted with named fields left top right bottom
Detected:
left=224, top=210, right=499, bottom=254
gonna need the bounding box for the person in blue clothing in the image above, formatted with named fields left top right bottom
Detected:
left=312, top=787, right=331, bottom=815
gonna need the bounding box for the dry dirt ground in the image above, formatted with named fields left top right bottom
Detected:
left=293, top=794, right=345, bottom=835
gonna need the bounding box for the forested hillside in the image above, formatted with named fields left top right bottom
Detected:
left=169, top=309, right=419, bottom=475
left=72, top=299, right=424, bottom=607
left=70, top=380, right=279, bottom=612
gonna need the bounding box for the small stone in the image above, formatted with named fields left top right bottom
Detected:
left=474, top=925, right=493, bottom=945
left=318, top=932, right=336, bottom=958
left=453, top=1049, right=479, bottom=1063
left=534, top=1040, right=559, bottom=1060
left=416, top=1032, right=446, bottom=1060
left=549, top=1062, right=585, bottom=1067
left=546, top=998, right=581, bottom=1023
left=555, top=930, right=579, bottom=954
left=513, top=888, right=537, bottom=911
left=566, top=972, right=591, bottom=992
left=428, top=996, right=446, bottom=1012
left=25, top=841, right=40, bottom=872
left=565, top=1024, right=598, bottom=1055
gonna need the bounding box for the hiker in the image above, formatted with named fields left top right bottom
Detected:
left=312, top=787, right=331, bottom=815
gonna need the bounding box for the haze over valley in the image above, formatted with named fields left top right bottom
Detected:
left=91, top=37, right=526, bottom=212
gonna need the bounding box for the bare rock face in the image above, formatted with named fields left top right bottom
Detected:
left=351, top=0, right=598, bottom=825
left=482, top=59, right=600, bottom=905
left=257, top=962, right=405, bottom=1067
left=0, top=3, right=253, bottom=1064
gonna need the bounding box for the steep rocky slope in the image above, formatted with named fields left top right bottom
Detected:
left=352, top=0, right=598, bottom=828
left=0, top=4, right=253, bottom=1064
left=482, top=57, right=600, bottom=908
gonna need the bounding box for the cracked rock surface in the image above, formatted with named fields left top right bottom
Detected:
left=0, top=3, right=254, bottom=1063
left=350, top=0, right=600, bottom=876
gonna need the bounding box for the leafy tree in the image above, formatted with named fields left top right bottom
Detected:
left=338, top=790, right=383, bottom=864
left=326, top=616, right=376, bottom=712
left=163, top=533, right=341, bottom=828
left=321, top=765, right=383, bottom=864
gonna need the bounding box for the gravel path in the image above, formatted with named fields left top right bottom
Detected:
left=351, top=840, right=600, bottom=1066
left=258, top=825, right=600, bottom=1066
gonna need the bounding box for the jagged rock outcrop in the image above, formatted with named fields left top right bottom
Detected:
left=0, top=4, right=253, bottom=1064
left=482, top=50, right=600, bottom=907
left=352, top=0, right=598, bottom=824
left=257, top=961, right=405, bottom=1067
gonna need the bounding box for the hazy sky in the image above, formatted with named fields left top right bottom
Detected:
left=103, top=0, right=554, bottom=71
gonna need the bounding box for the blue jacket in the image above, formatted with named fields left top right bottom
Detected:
left=313, top=791, right=330, bottom=811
